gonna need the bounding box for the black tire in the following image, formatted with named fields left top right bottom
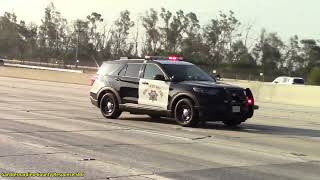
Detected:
left=174, top=98, right=199, bottom=127
left=100, top=93, right=121, bottom=119
left=223, top=119, right=245, bottom=127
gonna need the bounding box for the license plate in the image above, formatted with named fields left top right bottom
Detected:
left=232, top=106, right=241, bottom=113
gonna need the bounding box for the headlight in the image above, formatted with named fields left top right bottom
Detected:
left=193, top=87, right=219, bottom=95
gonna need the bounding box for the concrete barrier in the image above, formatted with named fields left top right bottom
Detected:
left=222, top=79, right=320, bottom=108
left=1, top=66, right=319, bottom=107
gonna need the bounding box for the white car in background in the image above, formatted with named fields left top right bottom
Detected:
left=272, top=76, right=305, bottom=85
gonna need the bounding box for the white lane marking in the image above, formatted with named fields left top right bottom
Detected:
left=129, top=129, right=193, bottom=141
left=142, top=174, right=174, bottom=180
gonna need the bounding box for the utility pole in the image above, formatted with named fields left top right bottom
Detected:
left=75, top=22, right=80, bottom=68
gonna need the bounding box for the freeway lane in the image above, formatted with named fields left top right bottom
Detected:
left=0, top=76, right=320, bottom=180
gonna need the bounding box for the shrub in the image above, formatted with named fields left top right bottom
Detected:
left=308, top=67, right=320, bottom=85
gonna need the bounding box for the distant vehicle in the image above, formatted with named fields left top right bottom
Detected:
left=272, top=76, right=305, bottom=85
left=90, top=56, right=255, bottom=127
left=0, top=59, right=4, bottom=66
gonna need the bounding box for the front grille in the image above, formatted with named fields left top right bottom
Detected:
left=225, top=89, right=246, bottom=104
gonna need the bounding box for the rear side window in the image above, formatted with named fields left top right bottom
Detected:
left=282, top=78, right=289, bottom=83
left=97, top=63, right=123, bottom=76
left=124, top=63, right=142, bottom=78
left=293, top=78, right=305, bottom=84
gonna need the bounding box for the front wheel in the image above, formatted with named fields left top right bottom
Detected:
left=100, top=93, right=121, bottom=119
left=174, top=98, right=199, bottom=127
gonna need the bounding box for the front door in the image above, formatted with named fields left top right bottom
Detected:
left=138, top=64, right=170, bottom=110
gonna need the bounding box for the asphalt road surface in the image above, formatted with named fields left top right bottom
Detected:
left=0, top=76, right=320, bottom=180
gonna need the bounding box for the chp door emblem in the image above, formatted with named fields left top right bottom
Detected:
left=143, top=84, right=164, bottom=102
left=148, top=90, right=158, bottom=101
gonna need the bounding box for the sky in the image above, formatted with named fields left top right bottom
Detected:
left=1, top=0, right=319, bottom=41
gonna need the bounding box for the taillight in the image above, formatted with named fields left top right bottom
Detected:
left=245, top=88, right=254, bottom=106
left=90, top=74, right=97, bottom=86
left=247, top=98, right=253, bottom=105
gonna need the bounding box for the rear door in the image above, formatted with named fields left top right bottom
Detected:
left=138, top=64, right=170, bottom=110
left=118, top=63, right=143, bottom=104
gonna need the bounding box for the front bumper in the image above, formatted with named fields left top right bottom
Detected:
left=90, top=94, right=99, bottom=107
left=196, top=103, right=252, bottom=121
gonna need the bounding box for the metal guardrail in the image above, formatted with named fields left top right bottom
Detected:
left=5, top=63, right=84, bottom=73
left=0, top=59, right=98, bottom=71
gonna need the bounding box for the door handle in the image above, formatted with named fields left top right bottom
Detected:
left=115, top=77, right=120, bottom=81
left=142, top=82, right=149, bottom=85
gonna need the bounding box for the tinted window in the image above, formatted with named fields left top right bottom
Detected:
left=293, top=78, right=305, bottom=84
left=125, top=64, right=142, bottom=78
left=97, top=63, right=123, bottom=76
left=118, top=65, right=127, bottom=76
left=162, top=64, right=215, bottom=82
left=282, top=78, right=289, bottom=83
left=143, top=64, right=164, bottom=80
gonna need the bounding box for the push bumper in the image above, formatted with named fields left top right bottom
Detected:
left=90, top=96, right=99, bottom=107
left=196, top=104, right=252, bottom=121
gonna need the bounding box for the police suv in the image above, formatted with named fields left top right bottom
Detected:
left=90, top=56, right=255, bottom=127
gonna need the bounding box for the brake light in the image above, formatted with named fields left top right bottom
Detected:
left=90, top=74, right=98, bottom=86
left=245, top=88, right=254, bottom=106
left=247, top=98, right=253, bottom=105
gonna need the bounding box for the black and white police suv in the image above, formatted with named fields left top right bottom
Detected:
left=90, top=56, right=255, bottom=127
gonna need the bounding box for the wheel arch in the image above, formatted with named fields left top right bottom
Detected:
left=169, top=93, right=199, bottom=113
left=97, top=87, right=121, bottom=108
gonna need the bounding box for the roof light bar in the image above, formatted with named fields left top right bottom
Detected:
left=144, top=55, right=184, bottom=61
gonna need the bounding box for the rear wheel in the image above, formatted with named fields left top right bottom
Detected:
left=100, top=93, right=121, bottom=119
left=174, top=98, right=199, bottom=127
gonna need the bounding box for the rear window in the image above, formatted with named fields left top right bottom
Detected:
left=97, top=63, right=123, bottom=76
left=293, top=78, right=305, bottom=84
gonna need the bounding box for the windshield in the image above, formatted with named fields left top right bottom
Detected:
left=162, top=64, right=215, bottom=82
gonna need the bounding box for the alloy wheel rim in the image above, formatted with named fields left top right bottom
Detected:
left=104, top=98, right=114, bottom=114
left=179, top=104, right=192, bottom=123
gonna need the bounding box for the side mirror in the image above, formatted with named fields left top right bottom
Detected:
left=213, top=74, right=221, bottom=81
left=274, top=81, right=279, bottom=84
left=154, top=74, right=166, bottom=81
left=170, top=75, right=176, bottom=81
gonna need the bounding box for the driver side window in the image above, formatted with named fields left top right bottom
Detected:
left=143, top=64, right=164, bottom=80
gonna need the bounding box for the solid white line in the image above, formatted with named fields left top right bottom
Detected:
left=5, top=63, right=83, bottom=73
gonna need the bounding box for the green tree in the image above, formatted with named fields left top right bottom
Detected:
left=308, top=67, right=320, bottom=85
left=252, top=29, right=284, bottom=75
left=300, top=39, right=320, bottom=72
left=110, top=10, right=135, bottom=58
left=159, top=8, right=189, bottom=54
left=203, top=11, right=241, bottom=66
left=38, top=2, right=67, bottom=61
left=142, top=8, right=160, bottom=55
left=282, top=35, right=303, bottom=76
left=180, top=12, right=207, bottom=64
